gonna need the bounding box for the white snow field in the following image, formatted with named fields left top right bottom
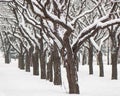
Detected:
left=0, top=52, right=120, bottom=96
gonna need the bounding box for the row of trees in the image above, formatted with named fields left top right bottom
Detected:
left=1, top=0, right=120, bottom=94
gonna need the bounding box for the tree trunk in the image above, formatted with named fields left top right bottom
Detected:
left=110, top=31, right=119, bottom=80
left=53, top=45, right=62, bottom=85
left=46, top=52, right=53, bottom=82
left=32, top=50, right=39, bottom=76
left=97, top=51, right=104, bottom=77
left=25, top=51, right=30, bottom=72
left=88, top=44, right=93, bottom=74
left=82, top=49, right=87, bottom=65
left=64, top=38, right=79, bottom=94
left=18, top=53, right=24, bottom=70
left=107, top=41, right=110, bottom=65
left=117, top=48, right=120, bottom=63
left=111, top=47, right=118, bottom=79
left=5, top=50, right=11, bottom=64
left=74, top=52, right=79, bottom=71
left=40, top=52, right=46, bottom=79
left=39, top=38, right=46, bottom=79
left=107, top=46, right=110, bottom=65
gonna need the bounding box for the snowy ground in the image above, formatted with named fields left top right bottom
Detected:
left=0, top=53, right=120, bottom=96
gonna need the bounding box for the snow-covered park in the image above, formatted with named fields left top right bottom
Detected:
left=0, top=0, right=120, bottom=96
left=0, top=52, right=120, bottom=96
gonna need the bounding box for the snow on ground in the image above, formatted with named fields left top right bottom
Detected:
left=0, top=52, right=120, bottom=96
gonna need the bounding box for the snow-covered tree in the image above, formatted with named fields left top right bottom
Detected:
left=3, top=0, right=120, bottom=94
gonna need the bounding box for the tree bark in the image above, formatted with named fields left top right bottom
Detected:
left=18, top=53, right=24, bottom=70
left=97, top=51, right=104, bottom=77
left=40, top=52, right=46, bottom=79
left=107, top=46, right=110, bottom=65
left=74, top=52, right=79, bottom=71
left=46, top=52, right=53, bottom=82
left=88, top=42, right=93, bottom=74
left=82, top=49, right=87, bottom=65
left=25, top=51, right=30, bottom=72
left=5, top=50, right=11, bottom=64
left=32, top=49, right=39, bottom=76
left=64, top=38, right=79, bottom=94
left=39, top=38, right=46, bottom=79
left=107, top=38, right=110, bottom=65
left=53, top=45, right=62, bottom=85
left=110, top=29, right=119, bottom=80
left=117, top=49, right=120, bottom=63
left=111, top=47, right=118, bottom=79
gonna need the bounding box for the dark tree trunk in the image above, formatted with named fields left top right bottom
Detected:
left=5, top=50, right=11, bottom=64
left=107, top=46, right=110, bottom=65
left=18, top=53, right=24, bottom=70
left=111, top=47, right=118, bottom=79
left=88, top=43, right=93, bottom=75
left=117, top=49, right=120, bottom=63
left=39, top=38, right=46, bottom=79
left=40, top=52, right=46, bottom=79
left=107, top=41, right=110, bottom=65
left=32, top=49, right=39, bottom=76
left=18, top=43, right=24, bottom=69
left=97, top=51, right=104, bottom=77
left=53, top=45, right=62, bottom=85
left=25, top=51, right=30, bottom=72
left=82, top=49, right=87, bottom=65
left=46, top=52, right=53, bottom=82
left=110, top=29, right=119, bottom=80
left=40, top=55, right=46, bottom=79
left=64, top=38, right=79, bottom=94
left=74, top=52, right=79, bottom=71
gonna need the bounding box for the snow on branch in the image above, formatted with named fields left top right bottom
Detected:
left=72, top=14, right=120, bottom=53
left=2, top=31, right=21, bottom=53
left=30, top=0, right=73, bottom=31
left=0, top=0, right=12, bottom=2
left=72, top=15, right=109, bottom=46
left=90, top=37, right=100, bottom=51
left=97, top=19, right=120, bottom=28
left=17, top=9, right=40, bottom=48
left=70, top=1, right=101, bottom=25
left=90, top=33, right=109, bottom=52
left=14, top=0, right=41, bottom=26
left=111, top=0, right=120, bottom=2
left=46, top=21, right=63, bottom=49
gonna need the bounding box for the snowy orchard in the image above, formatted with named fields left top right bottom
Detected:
left=0, top=0, right=120, bottom=94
